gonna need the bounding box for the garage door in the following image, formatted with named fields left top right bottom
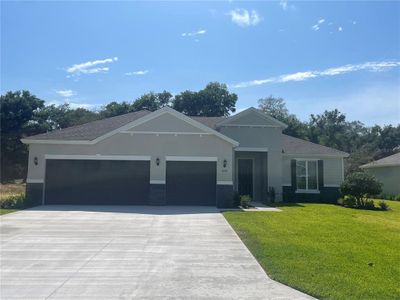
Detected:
left=44, top=159, right=150, bottom=205
left=166, top=161, right=216, bottom=205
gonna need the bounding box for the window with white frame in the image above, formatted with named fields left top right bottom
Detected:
left=296, top=160, right=318, bottom=190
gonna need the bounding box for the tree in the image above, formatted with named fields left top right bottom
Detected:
left=132, top=91, right=173, bottom=111
left=172, top=82, right=237, bottom=116
left=99, top=101, right=134, bottom=118
left=258, top=96, right=308, bottom=139
left=340, top=172, right=382, bottom=207
left=0, top=91, right=45, bottom=181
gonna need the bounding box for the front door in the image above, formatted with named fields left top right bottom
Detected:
left=238, top=159, right=253, bottom=197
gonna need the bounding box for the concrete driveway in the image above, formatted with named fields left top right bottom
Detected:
left=1, top=206, right=313, bottom=300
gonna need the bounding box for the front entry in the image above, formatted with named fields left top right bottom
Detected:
left=238, top=159, right=253, bottom=197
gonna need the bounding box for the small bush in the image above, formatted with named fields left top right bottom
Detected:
left=0, top=193, right=26, bottom=209
left=233, top=192, right=240, bottom=207
left=240, top=195, right=252, bottom=208
left=395, top=194, right=400, bottom=201
left=268, top=187, right=276, bottom=203
left=340, top=172, right=382, bottom=207
left=342, top=195, right=357, bottom=208
left=363, top=199, right=375, bottom=210
left=378, top=201, right=390, bottom=211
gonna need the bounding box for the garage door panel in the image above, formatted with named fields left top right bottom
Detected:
left=166, top=161, right=216, bottom=205
left=45, top=159, right=150, bottom=205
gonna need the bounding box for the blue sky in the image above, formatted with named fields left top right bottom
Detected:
left=1, top=1, right=399, bottom=126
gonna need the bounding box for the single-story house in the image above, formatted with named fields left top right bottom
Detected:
left=360, top=152, right=400, bottom=196
left=22, top=107, right=349, bottom=207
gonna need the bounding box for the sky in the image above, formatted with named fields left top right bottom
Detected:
left=1, top=1, right=400, bottom=126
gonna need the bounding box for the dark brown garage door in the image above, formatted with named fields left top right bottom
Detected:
left=166, top=161, right=216, bottom=205
left=44, top=159, right=150, bottom=205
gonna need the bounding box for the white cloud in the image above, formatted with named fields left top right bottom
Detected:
left=125, top=70, right=149, bottom=76
left=228, top=9, right=262, bottom=27
left=181, top=29, right=207, bottom=37
left=312, top=18, right=325, bottom=31
left=66, top=57, right=118, bottom=76
left=47, top=100, right=97, bottom=110
left=279, top=0, right=288, bottom=10
left=56, top=90, right=75, bottom=97
left=230, top=60, right=400, bottom=88
left=338, top=26, right=343, bottom=32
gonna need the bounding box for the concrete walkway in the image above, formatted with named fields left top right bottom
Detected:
left=1, top=206, right=314, bottom=300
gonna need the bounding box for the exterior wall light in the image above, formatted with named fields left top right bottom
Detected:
left=34, top=157, right=38, bottom=166
left=156, top=157, right=160, bottom=166
left=223, top=159, right=227, bottom=168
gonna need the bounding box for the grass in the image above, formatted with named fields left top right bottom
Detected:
left=0, top=182, right=25, bottom=215
left=0, top=209, right=18, bottom=215
left=223, top=201, right=400, bottom=300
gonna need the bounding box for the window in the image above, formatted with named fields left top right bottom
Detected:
left=296, top=160, right=318, bottom=191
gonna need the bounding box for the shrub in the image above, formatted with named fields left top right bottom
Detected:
left=233, top=192, right=240, bottom=207
left=340, top=172, right=382, bottom=207
left=0, top=193, right=25, bottom=209
left=240, top=195, right=252, bottom=208
left=395, top=194, right=400, bottom=201
left=378, top=201, right=390, bottom=211
left=268, top=187, right=276, bottom=203
left=363, top=199, right=376, bottom=210
left=341, top=195, right=357, bottom=208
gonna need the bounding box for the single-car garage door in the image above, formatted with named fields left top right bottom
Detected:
left=45, top=159, right=150, bottom=205
left=166, top=161, right=216, bottom=205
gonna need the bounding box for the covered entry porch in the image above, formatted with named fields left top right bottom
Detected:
left=234, top=150, right=269, bottom=203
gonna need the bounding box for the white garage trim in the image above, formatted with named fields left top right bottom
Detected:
left=217, top=181, right=233, bottom=185
left=150, top=180, right=166, bottom=184
left=26, top=179, right=44, bottom=183
left=44, top=154, right=151, bottom=161
left=165, top=156, right=218, bottom=162
left=235, top=147, right=268, bottom=152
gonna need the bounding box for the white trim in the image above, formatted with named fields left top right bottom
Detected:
left=284, top=153, right=349, bottom=158
left=217, top=181, right=233, bottom=185
left=360, top=163, right=400, bottom=169
left=120, top=131, right=211, bottom=136
left=165, top=156, right=218, bottom=162
left=22, top=107, right=239, bottom=146
left=282, top=183, right=291, bottom=186
left=217, top=107, right=288, bottom=129
left=341, top=157, right=345, bottom=181
left=295, top=189, right=320, bottom=194
left=26, top=179, right=44, bottom=183
left=324, top=184, right=340, bottom=187
left=295, top=159, right=319, bottom=191
left=150, top=180, right=166, bottom=184
left=21, top=139, right=92, bottom=145
left=219, top=124, right=280, bottom=128
left=235, top=147, right=268, bottom=152
left=44, top=154, right=151, bottom=161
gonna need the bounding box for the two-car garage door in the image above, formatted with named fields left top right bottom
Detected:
left=45, top=159, right=150, bottom=205
left=44, top=159, right=217, bottom=206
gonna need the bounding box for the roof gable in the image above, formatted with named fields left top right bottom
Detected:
left=217, top=107, right=288, bottom=128
left=22, top=107, right=239, bottom=146
left=361, top=152, right=400, bottom=168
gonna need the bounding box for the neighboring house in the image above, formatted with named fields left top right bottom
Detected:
left=360, top=152, right=400, bottom=196
left=22, top=107, right=348, bottom=207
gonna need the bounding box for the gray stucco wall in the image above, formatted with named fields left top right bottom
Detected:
left=365, top=166, right=400, bottom=196
left=219, top=117, right=283, bottom=201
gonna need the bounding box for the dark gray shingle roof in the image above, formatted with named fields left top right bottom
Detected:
left=25, top=110, right=151, bottom=141
left=361, top=152, right=400, bottom=168
left=282, top=134, right=349, bottom=157
left=24, top=110, right=348, bottom=157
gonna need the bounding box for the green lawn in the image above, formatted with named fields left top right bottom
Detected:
left=0, top=209, right=18, bottom=215
left=224, top=201, right=400, bottom=300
